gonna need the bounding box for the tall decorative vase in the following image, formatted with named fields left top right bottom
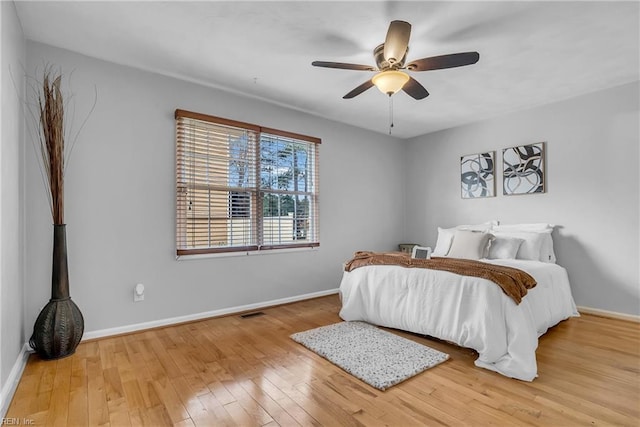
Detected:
left=30, top=224, right=84, bottom=359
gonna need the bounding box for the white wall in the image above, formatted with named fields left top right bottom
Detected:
left=405, top=81, right=640, bottom=315
left=0, top=0, right=25, bottom=411
left=24, top=41, right=407, bottom=335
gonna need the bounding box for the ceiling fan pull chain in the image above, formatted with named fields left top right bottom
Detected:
left=388, top=95, right=394, bottom=135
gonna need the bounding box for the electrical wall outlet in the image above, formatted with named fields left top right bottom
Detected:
left=134, top=283, right=145, bottom=302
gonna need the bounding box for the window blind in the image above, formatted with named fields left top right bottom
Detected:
left=176, top=109, right=320, bottom=256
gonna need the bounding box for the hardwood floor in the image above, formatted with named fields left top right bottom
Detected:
left=6, top=294, right=640, bottom=426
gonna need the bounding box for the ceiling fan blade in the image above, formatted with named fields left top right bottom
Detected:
left=407, top=52, right=480, bottom=72
left=383, top=20, right=411, bottom=65
left=312, top=61, right=376, bottom=71
left=343, top=80, right=375, bottom=99
left=402, top=77, right=429, bottom=100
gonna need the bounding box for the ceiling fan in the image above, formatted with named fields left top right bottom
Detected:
left=312, top=20, right=480, bottom=100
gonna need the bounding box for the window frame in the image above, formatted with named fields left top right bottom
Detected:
left=175, top=109, right=320, bottom=256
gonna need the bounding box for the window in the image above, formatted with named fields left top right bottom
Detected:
left=175, top=109, right=320, bottom=256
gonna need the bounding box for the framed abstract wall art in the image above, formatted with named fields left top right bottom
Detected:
left=502, top=142, right=546, bottom=195
left=460, top=151, right=495, bottom=199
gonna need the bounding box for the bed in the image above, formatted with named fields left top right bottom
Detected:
left=338, top=222, right=579, bottom=381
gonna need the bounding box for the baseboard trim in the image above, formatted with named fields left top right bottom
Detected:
left=577, top=306, right=640, bottom=323
left=0, top=344, right=32, bottom=418
left=82, top=288, right=339, bottom=341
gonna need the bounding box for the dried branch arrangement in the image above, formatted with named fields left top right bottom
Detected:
left=37, top=71, right=66, bottom=224
left=27, top=66, right=96, bottom=225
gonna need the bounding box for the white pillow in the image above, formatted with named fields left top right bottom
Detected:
left=445, top=230, right=493, bottom=260
left=492, top=231, right=548, bottom=261
left=432, top=221, right=498, bottom=256
left=492, top=223, right=556, bottom=263
left=433, top=227, right=455, bottom=256
left=461, top=220, right=499, bottom=231
left=539, top=233, right=556, bottom=263
left=493, top=223, right=554, bottom=232
left=488, top=236, right=524, bottom=259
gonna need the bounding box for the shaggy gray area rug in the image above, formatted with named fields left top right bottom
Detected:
left=290, top=321, right=449, bottom=390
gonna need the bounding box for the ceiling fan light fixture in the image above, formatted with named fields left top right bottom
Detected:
left=372, top=70, right=410, bottom=95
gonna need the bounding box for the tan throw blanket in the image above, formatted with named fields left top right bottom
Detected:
left=344, top=251, right=536, bottom=304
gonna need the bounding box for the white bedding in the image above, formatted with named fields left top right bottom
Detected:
left=338, top=258, right=579, bottom=381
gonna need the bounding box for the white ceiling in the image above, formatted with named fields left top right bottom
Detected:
left=15, top=1, right=640, bottom=139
